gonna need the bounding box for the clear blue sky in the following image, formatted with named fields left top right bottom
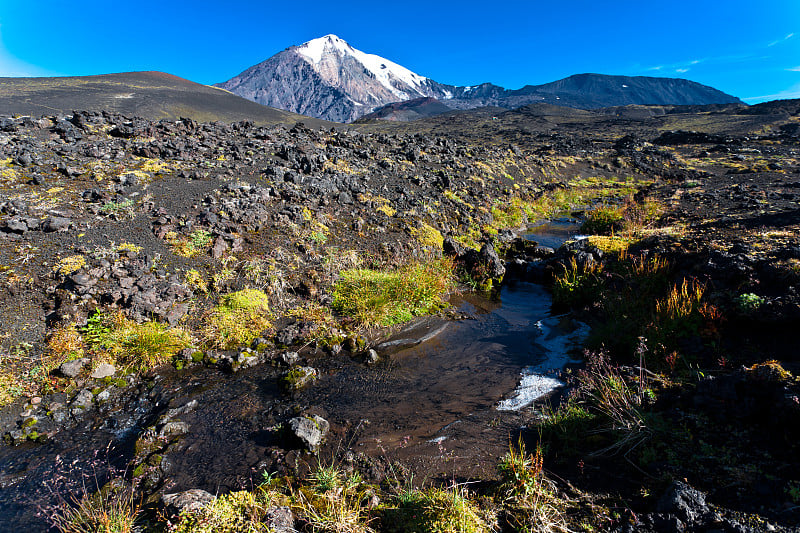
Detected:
left=0, top=0, right=798, bottom=103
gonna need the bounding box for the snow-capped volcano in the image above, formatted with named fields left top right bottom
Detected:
left=216, top=34, right=452, bottom=122
left=216, top=34, right=742, bottom=123
left=295, top=34, right=429, bottom=101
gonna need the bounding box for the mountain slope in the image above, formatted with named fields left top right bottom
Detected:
left=0, top=71, right=332, bottom=127
left=217, top=34, right=453, bottom=122
left=357, top=97, right=454, bottom=122
left=218, top=35, right=743, bottom=122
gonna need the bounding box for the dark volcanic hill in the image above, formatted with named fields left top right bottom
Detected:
left=217, top=35, right=742, bottom=122
left=358, top=97, right=453, bottom=122
left=0, top=71, right=331, bottom=127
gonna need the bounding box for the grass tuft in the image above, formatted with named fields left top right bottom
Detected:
left=386, top=485, right=489, bottom=533
left=200, top=289, right=272, bottom=349
left=332, top=258, right=454, bottom=326
left=85, top=313, right=192, bottom=371
left=49, top=480, right=140, bottom=533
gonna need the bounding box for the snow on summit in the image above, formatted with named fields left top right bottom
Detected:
left=295, top=34, right=429, bottom=100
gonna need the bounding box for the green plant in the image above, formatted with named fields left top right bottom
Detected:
left=190, top=229, right=213, bottom=250
left=100, top=198, right=134, bottom=215
left=736, top=292, right=764, bottom=313
left=309, top=230, right=328, bottom=246
left=385, top=485, right=489, bottom=533
left=200, top=289, right=272, bottom=349
left=552, top=257, right=604, bottom=308
left=579, top=352, right=653, bottom=458
left=787, top=481, right=800, bottom=504
left=580, top=204, right=623, bottom=235
left=173, top=489, right=285, bottom=533
left=49, top=480, right=140, bottom=533
left=497, top=440, right=570, bottom=533
left=539, top=398, right=597, bottom=458
left=84, top=312, right=192, bottom=371
left=332, top=258, right=454, bottom=326
left=184, top=269, right=208, bottom=293
left=293, top=463, right=375, bottom=533
left=165, top=229, right=214, bottom=257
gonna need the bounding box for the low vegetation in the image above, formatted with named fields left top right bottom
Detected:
left=172, top=488, right=287, bottom=533
left=84, top=312, right=192, bottom=371
left=48, top=480, right=141, bottom=533
left=199, top=288, right=272, bottom=349
left=332, top=258, right=454, bottom=326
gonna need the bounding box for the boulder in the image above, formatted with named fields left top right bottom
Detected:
left=90, top=363, right=116, bottom=379
left=288, top=415, right=329, bottom=452
left=656, top=481, right=709, bottom=526
left=58, top=358, right=89, bottom=378
left=161, top=489, right=215, bottom=516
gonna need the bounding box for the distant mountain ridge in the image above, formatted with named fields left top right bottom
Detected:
left=0, top=71, right=332, bottom=127
left=217, top=34, right=742, bottom=122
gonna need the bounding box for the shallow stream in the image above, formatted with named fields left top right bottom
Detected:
left=0, top=220, right=585, bottom=529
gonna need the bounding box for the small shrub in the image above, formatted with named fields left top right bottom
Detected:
left=736, top=292, right=764, bottom=313
left=332, top=259, right=453, bottom=326
left=201, top=289, right=272, bottom=349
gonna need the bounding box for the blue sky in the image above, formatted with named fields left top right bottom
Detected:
left=0, top=0, right=797, bottom=103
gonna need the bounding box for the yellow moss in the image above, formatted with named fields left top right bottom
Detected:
left=585, top=235, right=630, bottom=254
left=0, top=370, right=15, bottom=406
left=377, top=204, right=396, bottom=217
left=137, top=158, right=170, bottom=174
left=750, top=360, right=792, bottom=381
left=410, top=222, right=444, bottom=249
left=117, top=242, right=142, bottom=254
left=54, top=255, right=86, bottom=275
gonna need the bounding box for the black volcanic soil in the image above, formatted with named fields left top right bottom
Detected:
left=0, top=100, right=798, bottom=531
